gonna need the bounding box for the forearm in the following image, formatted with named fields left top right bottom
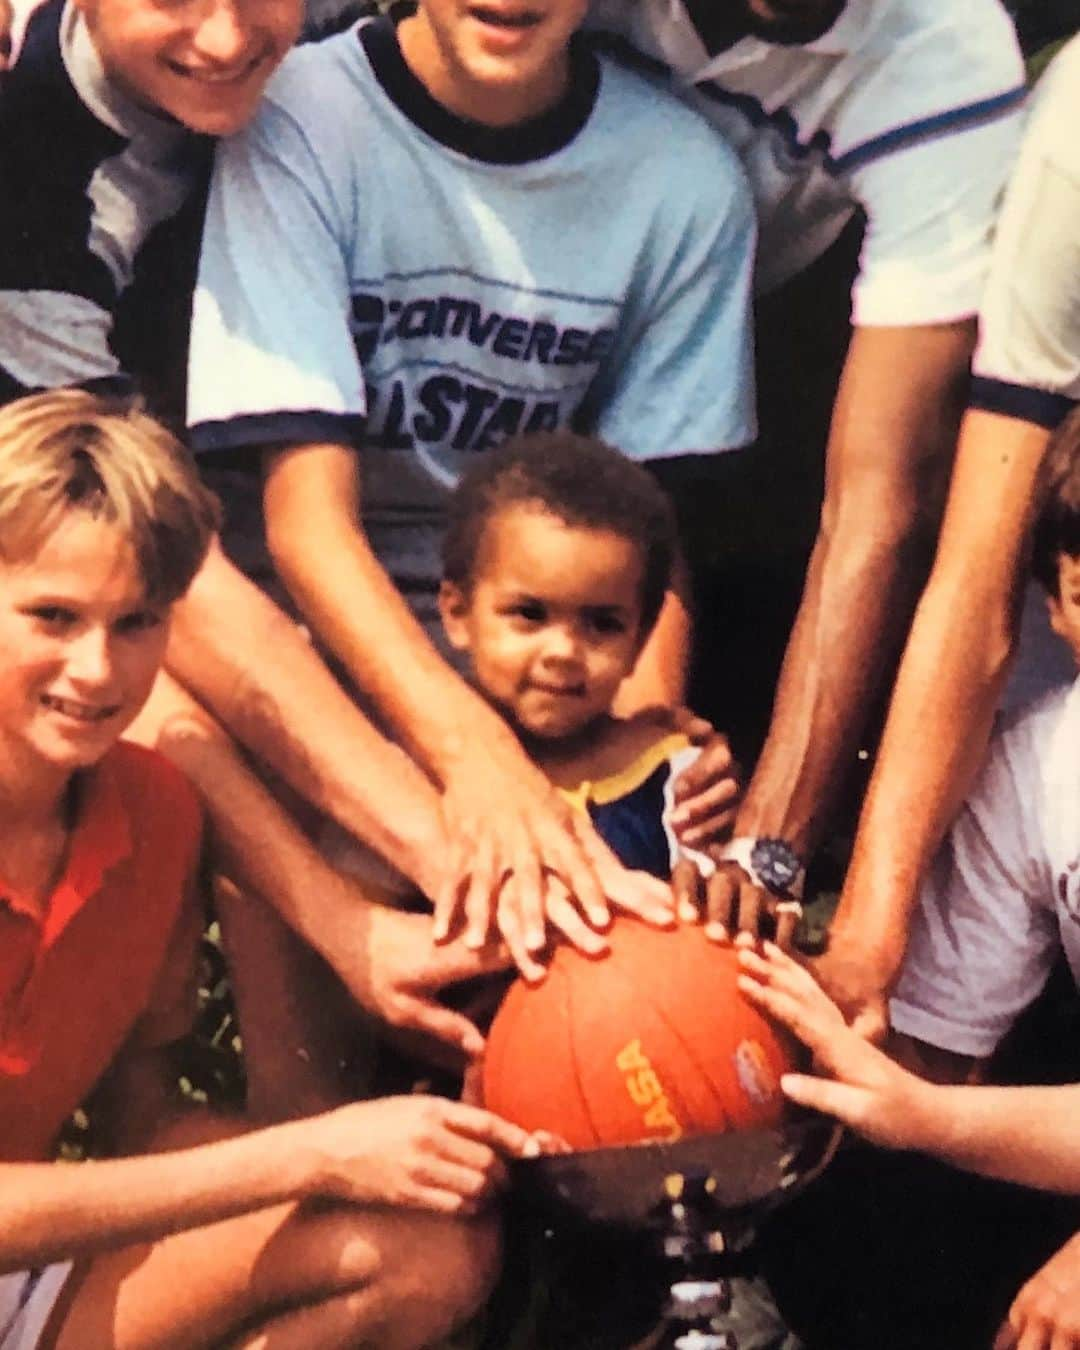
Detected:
left=919, top=1084, right=1080, bottom=1192
left=737, top=508, right=929, bottom=853
left=0, top=1124, right=311, bottom=1272
left=833, top=412, right=1051, bottom=974
left=168, top=541, right=445, bottom=887
left=267, top=477, right=529, bottom=784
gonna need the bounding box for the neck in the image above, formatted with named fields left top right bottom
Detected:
left=0, top=742, right=72, bottom=833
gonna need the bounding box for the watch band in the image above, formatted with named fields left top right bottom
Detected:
left=720, top=835, right=805, bottom=900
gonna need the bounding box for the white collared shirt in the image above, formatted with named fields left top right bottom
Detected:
left=588, top=0, right=1026, bottom=323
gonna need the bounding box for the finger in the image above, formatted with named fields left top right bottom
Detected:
left=545, top=879, right=609, bottom=957
left=672, top=858, right=703, bottom=923
left=705, top=868, right=738, bottom=941
left=530, top=812, right=609, bottom=931
left=586, top=834, right=674, bottom=926
left=396, top=993, right=486, bottom=1061
left=678, top=805, right=739, bottom=849
left=774, top=902, right=803, bottom=952
left=736, top=880, right=766, bottom=940
left=461, top=834, right=499, bottom=951
left=443, top=1101, right=538, bottom=1158
left=736, top=973, right=842, bottom=1061
left=671, top=740, right=734, bottom=805
left=672, top=775, right=740, bottom=827
left=432, top=835, right=469, bottom=943
left=505, top=828, right=547, bottom=953
left=461, top=1057, right=485, bottom=1106
left=993, top=1318, right=1020, bottom=1350
left=669, top=708, right=717, bottom=744
left=497, top=895, right=548, bottom=984
left=777, top=1073, right=868, bottom=1128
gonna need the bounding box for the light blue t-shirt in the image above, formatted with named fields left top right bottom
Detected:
left=188, top=15, right=756, bottom=613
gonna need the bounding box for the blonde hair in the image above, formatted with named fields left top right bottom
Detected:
left=0, top=390, right=220, bottom=605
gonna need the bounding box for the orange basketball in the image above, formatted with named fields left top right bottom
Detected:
left=482, top=920, right=799, bottom=1150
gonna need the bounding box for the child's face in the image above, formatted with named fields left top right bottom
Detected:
left=0, top=512, right=168, bottom=780
left=440, top=503, right=646, bottom=741
left=1047, top=553, right=1080, bottom=666
left=74, top=0, right=300, bottom=136
left=400, top=0, right=588, bottom=126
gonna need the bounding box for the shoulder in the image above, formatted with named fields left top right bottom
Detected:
left=832, top=0, right=1023, bottom=158
left=105, top=742, right=204, bottom=843
left=1021, top=36, right=1080, bottom=172
left=984, top=683, right=1077, bottom=791
left=593, top=43, right=751, bottom=190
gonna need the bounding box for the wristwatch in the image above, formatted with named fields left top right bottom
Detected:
left=721, top=836, right=805, bottom=900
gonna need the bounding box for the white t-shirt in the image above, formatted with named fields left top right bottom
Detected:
left=892, top=680, right=1080, bottom=1058
left=587, top=0, right=1026, bottom=322
left=969, top=35, right=1080, bottom=429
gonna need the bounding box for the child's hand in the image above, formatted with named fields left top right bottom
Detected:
left=737, top=942, right=935, bottom=1152
left=994, top=1231, right=1080, bottom=1350
left=306, top=1095, right=535, bottom=1215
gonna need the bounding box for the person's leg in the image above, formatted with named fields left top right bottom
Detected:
left=125, top=672, right=352, bottom=1121
left=47, top=1200, right=499, bottom=1350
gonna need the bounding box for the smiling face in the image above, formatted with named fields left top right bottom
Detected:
left=440, top=503, right=646, bottom=742
left=1047, top=553, right=1080, bottom=667
left=0, top=512, right=168, bottom=789
left=398, top=0, right=588, bottom=126
left=75, top=0, right=301, bottom=136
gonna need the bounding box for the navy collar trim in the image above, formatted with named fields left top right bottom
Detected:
left=359, top=12, right=600, bottom=164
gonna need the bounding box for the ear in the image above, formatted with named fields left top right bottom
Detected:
left=1047, top=591, right=1068, bottom=642
left=438, top=579, right=472, bottom=652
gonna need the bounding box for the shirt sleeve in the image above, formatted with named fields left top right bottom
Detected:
left=890, top=715, right=1060, bottom=1058
left=847, top=105, right=1024, bottom=328
left=588, top=131, right=757, bottom=458
left=187, top=83, right=367, bottom=454
left=969, top=41, right=1080, bottom=428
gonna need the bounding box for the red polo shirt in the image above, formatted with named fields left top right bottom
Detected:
left=0, top=743, right=204, bottom=1162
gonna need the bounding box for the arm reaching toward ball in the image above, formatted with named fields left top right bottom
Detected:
left=738, top=943, right=1080, bottom=1193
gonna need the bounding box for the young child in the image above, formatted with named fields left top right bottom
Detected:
left=0, top=388, right=535, bottom=1350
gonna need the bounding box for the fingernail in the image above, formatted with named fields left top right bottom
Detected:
left=670, top=806, right=689, bottom=826
left=704, top=922, right=729, bottom=943
left=734, top=931, right=755, bottom=949
left=677, top=901, right=698, bottom=922
left=588, top=907, right=611, bottom=929
left=523, top=1136, right=541, bottom=1158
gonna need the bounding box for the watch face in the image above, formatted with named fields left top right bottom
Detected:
left=750, top=837, right=802, bottom=893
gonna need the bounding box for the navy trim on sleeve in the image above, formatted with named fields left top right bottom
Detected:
left=969, top=375, right=1076, bottom=430
left=833, top=85, right=1027, bottom=175
left=190, top=409, right=367, bottom=454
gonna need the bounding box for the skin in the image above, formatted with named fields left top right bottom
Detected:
left=708, top=322, right=975, bottom=949
left=72, top=0, right=301, bottom=137
left=818, top=411, right=1052, bottom=1039
left=1046, top=553, right=1080, bottom=660
left=0, top=510, right=538, bottom=1347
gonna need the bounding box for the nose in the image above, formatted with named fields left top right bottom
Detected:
left=191, top=0, right=251, bottom=63
left=541, top=622, right=584, bottom=665
left=67, top=627, right=115, bottom=690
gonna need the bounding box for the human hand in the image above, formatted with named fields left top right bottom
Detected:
left=0, top=0, right=11, bottom=68
left=332, top=902, right=513, bottom=1062
left=304, top=1095, right=535, bottom=1214
left=688, top=860, right=802, bottom=950
left=810, top=925, right=894, bottom=1045
left=993, top=1232, right=1080, bottom=1350
left=433, top=743, right=673, bottom=980
left=667, top=713, right=741, bottom=850
left=736, top=941, right=934, bottom=1151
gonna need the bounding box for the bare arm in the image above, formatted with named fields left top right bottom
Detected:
left=709, top=323, right=973, bottom=936
left=166, top=539, right=447, bottom=896
left=263, top=442, right=672, bottom=973
left=740, top=943, right=1080, bottom=1193
left=821, top=411, right=1052, bottom=1030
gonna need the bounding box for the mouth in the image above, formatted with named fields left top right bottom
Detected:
left=164, top=47, right=267, bottom=87
left=41, top=694, right=120, bottom=724
left=467, top=5, right=544, bottom=30
left=528, top=680, right=585, bottom=699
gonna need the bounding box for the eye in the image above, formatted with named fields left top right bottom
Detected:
left=115, top=609, right=163, bottom=637
left=585, top=609, right=629, bottom=636
left=507, top=599, right=547, bottom=625
left=28, top=605, right=77, bottom=629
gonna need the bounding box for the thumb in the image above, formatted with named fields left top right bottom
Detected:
left=397, top=992, right=487, bottom=1060
left=850, top=1001, right=889, bottom=1047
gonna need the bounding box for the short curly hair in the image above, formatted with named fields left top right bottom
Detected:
left=443, top=431, right=677, bottom=636
left=1032, top=407, right=1080, bottom=595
